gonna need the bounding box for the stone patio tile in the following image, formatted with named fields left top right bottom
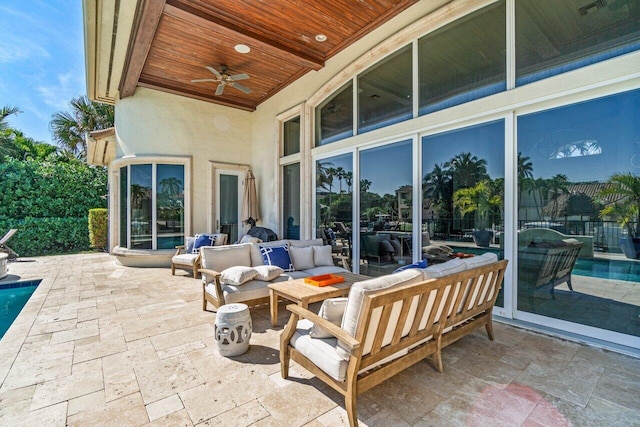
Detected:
left=67, top=389, right=106, bottom=416
left=73, top=334, right=128, bottom=363
left=102, top=338, right=159, bottom=402
left=49, top=318, right=99, bottom=344
left=179, top=383, right=237, bottom=424
left=199, top=399, right=271, bottom=426
left=146, top=393, right=184, bottom=421
left=149, top=408, right=194, bottom=426
left=135, top=353, right=205, bottom=404
left=30, top=358, right=104, bottom=410
left=151, top=323, right=214, bottom=351
left=1, top=343, right=73, bottom=391
left=591, top=366, right=640, bottom=411
left=515, top=356, right=604, bottom=407
left=0, top=401, right=67, bottom=427
left=67, top=391, right=149, bottom=426
left=499, top=333, right=581, bottom=371
left=449, top=345, right=523, bottom=389
left=158, top=340, right=207, bottom=359
left=259, top=381, right=337, bottom=426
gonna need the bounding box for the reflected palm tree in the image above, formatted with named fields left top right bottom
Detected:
left=445, top=152, right=488, bottom=189
left=547, top=174, right=569, bottom=221
left=159, top=177, right=182, bottom=195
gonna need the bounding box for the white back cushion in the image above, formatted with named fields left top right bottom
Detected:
left=419, top=258, right=465, bottom=279
left=249, top=240, right=288, bottom=266
left=462, top=252, right=498, bottom=269
left=288, top=238, right=324, bottom=248
left=201, top=244, right=251, bottom=272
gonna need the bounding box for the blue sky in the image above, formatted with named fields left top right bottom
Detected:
left=0, top=0, right=84, bottom=145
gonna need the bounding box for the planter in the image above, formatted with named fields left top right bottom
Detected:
left=472, top=230, right=493, bottom=247
left=619, top=237, right=640, bottom=259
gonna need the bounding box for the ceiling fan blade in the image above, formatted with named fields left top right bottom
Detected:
left=191, top=78, right=217, bottom=83
left=231, top=82, right=252, bottom=94
left=206, top=66, right=223, bottom=78
left=215, top=84, right=225, bottom=96
left=229, top=73, right=249, bottom=81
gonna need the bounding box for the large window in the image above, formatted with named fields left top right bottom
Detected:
left=516, top=0, right=640, bottom=86
left=316, top=154, right=353, bottom=269
left=358, top=45, right=412, bottom=133
left=360, top=140, right=413, bottom=277
left=119, top=163, right=185, bottom=250
left=283, top=163, right=301, bottom=239
left=283, top=116, right=300, bottom=156
left=422, top=120, right=505, bottom=306
left=517, top=89, right=640, bottom=338
left=316, top=81, right=353, bottom=146
left=418, top=0, right=506, bottom=115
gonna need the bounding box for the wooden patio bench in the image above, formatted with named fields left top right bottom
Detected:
left=280, top=259, right=508, bottom=426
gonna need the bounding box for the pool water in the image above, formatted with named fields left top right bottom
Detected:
left=0, top=280, right=41, bottom=339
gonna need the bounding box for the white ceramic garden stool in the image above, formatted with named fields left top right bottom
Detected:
left=214, top=303, right=252, bottom=356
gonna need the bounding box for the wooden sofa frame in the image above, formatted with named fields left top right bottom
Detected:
left=519, top=241, right=582, bottom=297
left=280, top=259, right=508, bottom=426
left=199, top=267, right=271, bottom=311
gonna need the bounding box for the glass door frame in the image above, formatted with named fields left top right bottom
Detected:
left=209, top=162, right=249, bottom=241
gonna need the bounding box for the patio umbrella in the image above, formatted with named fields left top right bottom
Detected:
left=242, top=170, right=260, bottom=227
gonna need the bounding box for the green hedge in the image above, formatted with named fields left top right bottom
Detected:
left=0, top=157, right=107, bottom=256
left=88, top=208, right=108, bottom=251
left=0, top=217, right=90, bottom=256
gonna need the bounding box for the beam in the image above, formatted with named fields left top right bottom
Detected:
left=137, top=79, right=257, bottom=111
left=163, top=1, right=324, bottom=70
left=119, top=0, right=166, bottom=98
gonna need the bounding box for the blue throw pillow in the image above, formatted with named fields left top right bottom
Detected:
left=192, top=234, right=217, bottom=253
left=260, top=245, right=294, bottom=272
left=393, top=259, right=427, bottom=273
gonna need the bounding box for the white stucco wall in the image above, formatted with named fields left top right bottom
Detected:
left=114, top=88, right=253, bottom=234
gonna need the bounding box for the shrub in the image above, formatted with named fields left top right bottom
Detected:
left=0, top=217, right=90, bottom=257
left=88, top=208, right=108, bottom=251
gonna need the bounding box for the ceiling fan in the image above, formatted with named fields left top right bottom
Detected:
left=191, top=65, right=251, bottom=95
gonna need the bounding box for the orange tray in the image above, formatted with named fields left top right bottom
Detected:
left=304, top=274, right=345, bottom=287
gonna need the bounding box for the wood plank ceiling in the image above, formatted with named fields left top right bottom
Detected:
left=120, top=0, right=419, bottom=111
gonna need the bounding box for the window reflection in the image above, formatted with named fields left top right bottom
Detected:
left=517, top=89, right=640, bottom=337
left=316, top=154, right=353, bottom=270
left=359, top=140, right=413, bottom=277
left=130, top=164, right=152, bottom=249
left=156, top=164, right=184, bottom=249
left=283, top=163, right=301, bottom=239
left=422, top=121, right=505, bottom=306
left=316, top=82, right=353, bottom=146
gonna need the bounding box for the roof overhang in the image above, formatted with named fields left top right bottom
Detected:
left=86, top=127, right=116, bottom=166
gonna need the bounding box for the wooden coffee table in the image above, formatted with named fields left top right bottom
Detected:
left=268, top=271, right=370, bottom=326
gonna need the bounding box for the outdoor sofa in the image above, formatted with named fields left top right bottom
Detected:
left=199, top=238, right=349, bottom=311
left=280, top=253, right=508, bottom=426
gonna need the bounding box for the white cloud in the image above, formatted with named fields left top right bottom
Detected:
left=36, top=71, right=84, bottom=111
left=0, top=39, right=50, bottom=63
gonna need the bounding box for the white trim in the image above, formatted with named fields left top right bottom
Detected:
left=208, top=161, right=249, bottom=234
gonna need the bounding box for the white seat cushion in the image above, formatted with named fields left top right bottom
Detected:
left=303, top=266, right=349, bottom=276
left=172, top=253, right=199, bottom=265
left=282, top=271, right=311, bottom=280
left=291, top=319, right=348, bottom=381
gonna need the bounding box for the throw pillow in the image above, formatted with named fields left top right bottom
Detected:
left=393, top=259, right=427, bottom=273
left=313, top=245, right=334, bottom=267
left=220, top=266, right=258, bottom=286
left=185, top=236, right=196, bottom=254
left=253, top=265, right=284, bottom=281
left=259, top=245, right=294, bottom=272
left=310, top=297, right=348, bottom=339
left=289, top=246, right=315, bottom=270
left=193, top=233, right=217, bottom=253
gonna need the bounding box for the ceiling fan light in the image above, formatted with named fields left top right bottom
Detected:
left=234, top=44, right=251, bottom=53
left=315, top=34, right=327, bottom=42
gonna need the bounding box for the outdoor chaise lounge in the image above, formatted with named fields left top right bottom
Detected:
left=0, top=229, right=18, bottom=260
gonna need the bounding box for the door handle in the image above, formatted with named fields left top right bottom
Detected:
left=216, top=219, right=219, bottom=231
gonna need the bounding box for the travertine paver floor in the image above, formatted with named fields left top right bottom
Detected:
left=0, top=253, right=639, bottom=426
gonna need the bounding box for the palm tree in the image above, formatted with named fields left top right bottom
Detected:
left=517, top=152, right=534, bottom=215
left=335, top=166, right=345, bottom=193
left=50, top=96, right=114, bottom=159
left=598, top=173, right=640, bottom=239
left=547, top=174, right=569, bottom=221
left=0, top=106, right=20, bottom=131
left=343, top=171, right=353, bottom=192
left=445, top=152, right=488, bottom=190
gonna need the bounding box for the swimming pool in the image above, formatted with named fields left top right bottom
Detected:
left=449, top=246, right=640, bottom=282
left=0, top=280, right=41, bottom=339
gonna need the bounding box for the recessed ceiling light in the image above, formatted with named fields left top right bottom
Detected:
left=234, top=44, right=250, bottom=53
left=315, top=34, right=327, bottom=42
